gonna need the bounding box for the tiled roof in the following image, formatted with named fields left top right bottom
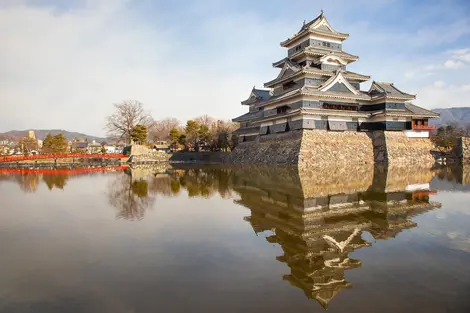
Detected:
left=264, top=67, right=369, bottom=88
left=291, top=47, right=359, bottom=61
left=299, top=12, right=324, bottom=32
left=301, top=86, right=371, bottom=100
left=241, top=87, right=272, bottom=105
left=252, top=89, right=271, bottom=101
left=281, top=12, right=349, bottom=47
left=404, top=103, right=440, bottom=117
left=232, top=111, right=262, bottom=122
left=369, top=82, right=415, bottom=99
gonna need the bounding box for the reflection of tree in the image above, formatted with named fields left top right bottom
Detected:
left=169, top=167, right=234, bottom=198
left=131, top=180, right=148, bottom=197
left=42, top=174, right=69, bottom=190
left=143, top=166, right=234, bottom=199
left=16, top=173, right=40, bottom=193
left=108, top=174, right=155, bottom=221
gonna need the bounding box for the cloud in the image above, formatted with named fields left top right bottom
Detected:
left=449, top=48, right=470, bottom=62
left=0, top=1, right=284, bottom=136
left=416, top=83, right=470, bottom=109
left=424, top=64, right=437, bottom=71
left=461, top=84, right=470, bottom=91
left=433, top=80, right=446, bottom=88
left=443, top=59, right=466, bottom=69
left=1, top=0, right=470, bottom=136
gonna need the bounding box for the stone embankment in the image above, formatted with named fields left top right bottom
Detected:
left=230, top=130, right=436, bottom=167
left=127, top=145, right=229, bottom=164
left=370, top=131, right=435, bottom=166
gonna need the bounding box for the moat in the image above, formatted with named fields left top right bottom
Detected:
left=0, top=165, right=469, bottom=312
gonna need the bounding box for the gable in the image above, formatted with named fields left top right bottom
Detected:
left=369, top=83, right=384, bottom=94
left=310, top=15, right=337, bottom=33
left=275, top=62, right=299, bottom=81
left=316, top=24, right=333, bottom=33
left=319, top=71, right=360, bottom=95
left=328, top=82, right=355, bottom=94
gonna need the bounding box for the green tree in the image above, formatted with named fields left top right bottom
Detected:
left=42, top=133, right=68, bottom=153
left=52, top=133, right=69, bottom=153
left=185, top=120, right=200, bottom=151
left=130, top=124, right=148, bottom=145
left=42, top=133, right=54, bottom=153
left=169, top=127, right=181, bottom=144
left=431, top=125, right=460, bottom=150
left=178, top=134, right=186, bottom=146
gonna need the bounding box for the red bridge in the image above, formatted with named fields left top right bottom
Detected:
left=0, top=153, right=127, bottom=163
left=0, top=165, right=129, bottom=175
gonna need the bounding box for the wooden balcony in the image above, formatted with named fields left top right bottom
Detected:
left=412, top=124, right=436, bottom=130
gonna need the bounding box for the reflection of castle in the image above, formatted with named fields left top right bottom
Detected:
left=233, top=165, right=440, bottom=309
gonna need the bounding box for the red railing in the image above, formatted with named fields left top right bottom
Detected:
left=412, top=124, right=436, bottom=130
left=0, top=153, right=127, bottom=163
left=0, top=165, right=129, bottom=175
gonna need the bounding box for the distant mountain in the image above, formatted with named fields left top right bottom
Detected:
left=0, top=129, right=107, bottom=142
left=430, top=108, right=470, bottom=128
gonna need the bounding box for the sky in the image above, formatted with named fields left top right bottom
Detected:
left=1, top=0, right=470, bottom=136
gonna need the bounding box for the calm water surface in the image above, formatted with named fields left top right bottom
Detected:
left=0, top=164, right=469, bottom=312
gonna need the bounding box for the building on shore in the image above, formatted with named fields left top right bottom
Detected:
left=233, top=12, right=439, bottom=143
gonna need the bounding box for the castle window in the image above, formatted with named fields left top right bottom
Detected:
left=283, top=81, right=296, bottom=90
left=276, top=105, right=289, bottom=114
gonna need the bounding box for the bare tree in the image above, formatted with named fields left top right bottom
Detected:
left=149, top=117, right=181, bottom=142
left=105, top=100, right=153, bottom=144
left=194, top=115, right=216, bottom=128
left=107, top=173, right=155, bottom=221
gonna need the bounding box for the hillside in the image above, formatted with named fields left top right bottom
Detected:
left=0, top=129, right=107, bottom=142
left=431, top=108, right=470, bottom=128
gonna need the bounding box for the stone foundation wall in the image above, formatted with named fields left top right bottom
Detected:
left=298, top=130, right=373, bottom=170
left=378, top=131, right=435, bottom=166
left=455, top=137, right=470, bottom=163
left=169, top=152, right=229, bottom=164
left=130, top=145, right=152, bottom=155
left=129, top=152, right=170, bottom=163
left=230, top=131, right=302, bottom=164
left=230, top=130, right=436, bottom=167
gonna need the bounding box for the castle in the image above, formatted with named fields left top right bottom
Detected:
left=231, top=12, right=439, bottom=166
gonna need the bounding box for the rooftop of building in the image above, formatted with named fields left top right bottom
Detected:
left=281, top=11, right=350, bottom=47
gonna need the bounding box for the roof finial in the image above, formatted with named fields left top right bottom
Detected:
left=321, top=9, right=324, bottom=15
left=303, top=20, right=306, bottom=26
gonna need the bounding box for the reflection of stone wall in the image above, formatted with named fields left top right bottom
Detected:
left=232, top=164, right=374, bottom=199
left=230, top=129, right=435, bottom=166
left=299, top=164, right=374, bottom=197
left=232, top=162, right=434, bottom=200
left=371, top=164, right=436, bottom=193
left=129, top=165, right=171, bottom=181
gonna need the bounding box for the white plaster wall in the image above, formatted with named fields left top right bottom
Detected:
left=327, top=117, right=353, bottom=122
left=404, top=130, right=429, bottom=138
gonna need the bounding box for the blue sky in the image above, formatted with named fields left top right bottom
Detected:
left=1, top=0, right=469, bottom=136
